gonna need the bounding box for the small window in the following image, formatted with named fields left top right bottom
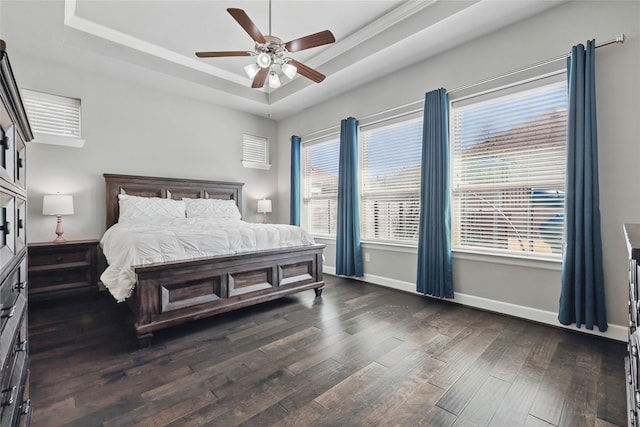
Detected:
left=242, top=134, right=271, bottom=170
left=22, top=89, right=85, bottom=148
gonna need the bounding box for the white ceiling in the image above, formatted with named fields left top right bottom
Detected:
left=1, top=0, right=566, bottom=120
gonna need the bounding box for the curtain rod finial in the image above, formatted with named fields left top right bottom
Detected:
left=617, top=33, right=625, bottom=44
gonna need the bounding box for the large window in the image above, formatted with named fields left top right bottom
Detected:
left=301, top=138, right=340, bottom=236
left=360, top=116, right=423, bottom=243
left=450, top=76, right=568, bottom=258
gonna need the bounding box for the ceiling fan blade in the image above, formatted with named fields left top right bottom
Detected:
left=227, top=8, right=267, bottom=44
left=251, top=67, right=270, bottom=88
left=288, top=59, right=326, bottom=83
left=195, top=51, right=252, bottom=58
left=285, top=30, right=335, bottom=53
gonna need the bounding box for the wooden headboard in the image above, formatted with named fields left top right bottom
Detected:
left=104, top=173, right=244, bottom=228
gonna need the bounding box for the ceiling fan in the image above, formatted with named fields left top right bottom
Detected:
left=195, top=5, right=335, bottom=89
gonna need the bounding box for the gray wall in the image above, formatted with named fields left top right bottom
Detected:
left=11, top=53, right=278, bottom=243
left=276, top=0, right=640, bottom=338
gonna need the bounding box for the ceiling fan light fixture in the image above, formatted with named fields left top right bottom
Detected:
left=256, top=52, right=272, bottom=68
left=244, top=63, right=260, bottom=79
left=268, top=72, right=281, bottom=89
left=282, top=62, right=297, bottom=79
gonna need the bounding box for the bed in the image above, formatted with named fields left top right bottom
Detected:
left=102, top=173, right=325, bottom=347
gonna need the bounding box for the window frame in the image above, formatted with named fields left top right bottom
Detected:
left=241, top=133, right=271, bottom=170
left=359, top=112, right=424, bottom=245
left=21, top=88, right=85, bottom=148
left=300, top=135, right=340, bottom=238
left=449, top=71, right=568, bottom=261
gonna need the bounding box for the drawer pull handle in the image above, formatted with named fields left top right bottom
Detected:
left=0, top=221, right=10, bottom=236
left=14, top=340, right=26, bottom=353
left=1, top=305, right=16, bottom=319
left=0, top=137, right=8, bottom=151
left=1, top=386, right=16, bottom=407
left=16, top=157, right=23, bottom=169
left=20, top=399, right=30, bottom=415
left=17, top=219, right=23, bottom=230
left=13, top=281, right=25, bottom=292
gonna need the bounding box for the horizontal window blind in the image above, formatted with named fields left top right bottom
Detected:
left=360, top=116, right=422, bottom=243
left=302, top=138, right=340, bottom=236
left=22, top=89, right=81, bottom=138
left=242, top=134, right=270, bottom=169
left=451, top=78, right=568, bottom=257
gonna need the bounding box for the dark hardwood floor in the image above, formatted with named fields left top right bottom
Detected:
left=28, top=275, right=626, bottom=426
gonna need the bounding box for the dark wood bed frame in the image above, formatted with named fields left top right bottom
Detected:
left=104, top=173, right=325, bottom=347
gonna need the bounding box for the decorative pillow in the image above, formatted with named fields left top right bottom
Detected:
left=118, top=194, right=186, bottom=220
left=183, top=198, right=242, bottom=220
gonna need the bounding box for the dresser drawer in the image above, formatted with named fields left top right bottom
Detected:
left=28, top=267, right=91, bottom=294
left=0, top=267, right=22, bottom=335
left=0, top=341, right=27, bottom=427
left=28, top=247, right=90, bottom=268
left=0, top=300, right=25, bottom=395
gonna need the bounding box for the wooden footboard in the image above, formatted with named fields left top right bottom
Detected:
left=129, top=244, right=324, bottom=347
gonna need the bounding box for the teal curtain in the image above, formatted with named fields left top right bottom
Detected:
left=416, top=88, right=453, bottom=298
left=558, top=40, right=607, bottom=332
left=290, top=135, right=301, bottom=226
left=336, top=117, right=363, bottom=277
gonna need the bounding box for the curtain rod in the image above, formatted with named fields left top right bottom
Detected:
left=301, top=33, right=625, bottom=140
left=448, top=33, right=625, bottom=95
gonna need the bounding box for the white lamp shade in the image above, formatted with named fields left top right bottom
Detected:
left=244, top=63, right=260, bottom=79
left=257, top=199, right=272, bottom=214
left=282, top=63, right=297, bottom=79
left=268, top=73, right=281, bottom=89
left=43, top=194, right=74, bottom=215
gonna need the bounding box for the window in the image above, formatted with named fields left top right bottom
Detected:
left=301, top=138, right=339, bottom=236
left=450, top=76, right=568, bottom=258
left=242, top=133, right=271, bottom=170
left=22, top=89, right=84, bottom=147
left=360, top=115, right=423, bottom=243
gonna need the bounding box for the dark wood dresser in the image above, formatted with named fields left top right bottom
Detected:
left=625, top=223, right=640, bottom=426
left=27, top=240, right=99, bottom=301
left=0, top=40, right=33, bottom=426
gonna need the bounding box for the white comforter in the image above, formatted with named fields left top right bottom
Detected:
left=100, top=218, right=315, bottom=302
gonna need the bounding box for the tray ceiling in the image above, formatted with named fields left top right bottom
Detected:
left=1, top=0, right=566, bottom=119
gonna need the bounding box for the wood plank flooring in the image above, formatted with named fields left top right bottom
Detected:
left=28, top=275, right=627, bottom=426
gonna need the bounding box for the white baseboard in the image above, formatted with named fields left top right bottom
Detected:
left=323, top=266, right=626, bottom=342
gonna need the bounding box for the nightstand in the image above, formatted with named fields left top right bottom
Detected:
left=28, top=239, right=99, bottom=301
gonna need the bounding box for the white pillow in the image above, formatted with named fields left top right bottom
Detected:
left=183, top=198, right=241, bottom=220
left=118, top=194, right=186, bottom=220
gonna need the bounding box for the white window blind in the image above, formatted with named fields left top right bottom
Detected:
left=360, top=116, right=423, bottom=243
left=22, top=89, right=84, bottom=147
left=242, top=134, right=271, bottom=170
left=450, top=77, right=568, bottom=258
left=302, top=138, right=340, bottom=236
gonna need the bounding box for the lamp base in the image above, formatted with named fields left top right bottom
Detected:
left=53, top=215, right=67, bottom=243
left=262, top=213, right=268, bottom=224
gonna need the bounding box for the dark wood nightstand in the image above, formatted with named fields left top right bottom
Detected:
left=28, top=239, right=99, bottom=301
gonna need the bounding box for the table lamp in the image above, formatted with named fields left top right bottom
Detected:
left=257, top=199, right=272, bottom=224
left=42, top=194, right=74, bottom=243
